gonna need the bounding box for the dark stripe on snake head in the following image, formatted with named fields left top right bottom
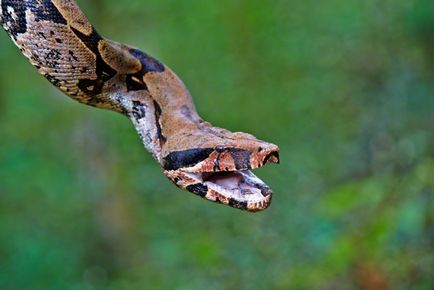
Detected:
left=162, top=148, right=214, bottom=171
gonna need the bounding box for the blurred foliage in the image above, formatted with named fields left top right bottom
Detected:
left=0, top=0, right=433, bottom=289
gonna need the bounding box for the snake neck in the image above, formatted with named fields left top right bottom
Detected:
left=113, top=67, right=199, bottom=162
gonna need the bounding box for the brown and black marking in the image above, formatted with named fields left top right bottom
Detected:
left=186, top=183, right=208, bottom=197
left=0, top=0, right=280, bottom=212
left=1, top=0, right=67, bottom=38
left=126, top=49, right=165, bottom=92
left=131, top=100, right=147, bottom=120
left=153, top=100, right=167, bottom=147
left=70, top=27, right=116, bottom=97
left=1, top=1, right=30, bottom=38
left=163, top=148, right=214, bottom=171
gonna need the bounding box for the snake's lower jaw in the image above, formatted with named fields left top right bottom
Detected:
left=163, top=144, right=279, bottom=212
left=166, top=169, right=273, bottom=212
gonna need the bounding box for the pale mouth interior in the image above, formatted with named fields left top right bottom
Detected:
left=185, top=170, right=272, bottom=202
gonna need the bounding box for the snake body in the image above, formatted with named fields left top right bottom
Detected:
left=0, top=0, right=279, bottom=211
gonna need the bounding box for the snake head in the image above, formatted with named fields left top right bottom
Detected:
left=162, top=134, right=279, bottom=212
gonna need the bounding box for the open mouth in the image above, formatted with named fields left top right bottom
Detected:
left=187, top=170, right=273, bottom=210
left=163, top=147, right=279, bottom=212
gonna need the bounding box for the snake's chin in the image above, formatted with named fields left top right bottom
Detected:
left=163, top=145, right=279, bottom=212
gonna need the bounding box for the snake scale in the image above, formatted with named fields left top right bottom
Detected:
left=0, top=0, right=279, bottom=212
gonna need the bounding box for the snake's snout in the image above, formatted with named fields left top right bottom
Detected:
left=161, top=143, right=279, bottom=173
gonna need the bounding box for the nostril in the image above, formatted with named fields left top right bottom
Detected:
left=263, top=151, right=280, bottom=165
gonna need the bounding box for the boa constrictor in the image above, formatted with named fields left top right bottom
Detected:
left=0, top=0, right=279, bottom=212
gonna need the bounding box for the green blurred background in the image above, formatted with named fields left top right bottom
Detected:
left=0, top=0, right=433, bottom=289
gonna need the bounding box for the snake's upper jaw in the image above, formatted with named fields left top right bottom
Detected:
left=162, top=143, right=279, bottom=212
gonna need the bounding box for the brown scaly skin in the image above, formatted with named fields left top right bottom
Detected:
left=0, top=0, right=279, bottom=211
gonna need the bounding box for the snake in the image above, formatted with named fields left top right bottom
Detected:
left=0, top=0, right=279, bottom=212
